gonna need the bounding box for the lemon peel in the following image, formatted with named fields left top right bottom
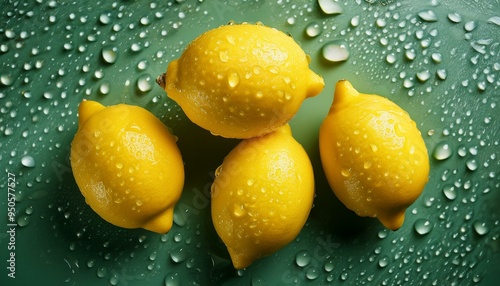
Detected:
left=211, top=124, right=314, bottom=268
left=158, top=22, right=324, bottom=139
left=319, top=80, right=429, bottom=230
left=70, top=100, right=184, bottom=233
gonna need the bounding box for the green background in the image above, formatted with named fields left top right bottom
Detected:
left=1, top=0, right=499, bottom=285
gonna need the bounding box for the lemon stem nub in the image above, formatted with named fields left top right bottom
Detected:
left=156, top=73, right=167, bottom=89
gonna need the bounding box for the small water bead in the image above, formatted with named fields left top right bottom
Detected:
left=351, top=15, right=360, bottom=27
left=324, top=258, right=334, bottom=272
left=464, top=21, right=476, bottom=32
left=165, top=272, right=180, bottom=286
left=457, top=146, right=467, bottom=157
left=99, top=13, right=111, bottom=25
left=96, top=267, right=107, bottom=278
left=405, top=49, right=416, bottom=61
left=442, top=185, right=457, bottom=200
left=322, top=42, right=349, bottom=62
left=416, top=70, right=431, bottom=82
left=170, top=247, right=187, bottom=263
left=418, top=10, right=438, bottom=22
left=436, top=69, right=447, bottom=80
left=378, top=229, right=389, bottom=239
left=378, top=255, right=389, bottom=268
left=473, top=221, right=489, bottom=235
left=305, top=22, right=322, bottom=38
left=305, top=266, right=320, bottom=280
left=17, top=215, right=30, bottom=227
left=21, top=155, right=35, bottom=167
left=488, top=16, right=500, bottom=26
left=295, top=250, right=312, bottom=267
left=466, top=159, right=478, bottom=171
left=433, top=141, right=452, bottom=160
left=414, top=218, right=433, bottom=235
left=102, top=45, right=118, bottom=64
left=137, top=74, right=154, bottom=93
left=447, top=13, right=462, bottom=23
left=1, top=74, right=13, bottom=86
left=318, top=0, right=343, bottom=15
left=99, top=81, right=111, bottom=95
left=386, top=53, right=396, bottom=64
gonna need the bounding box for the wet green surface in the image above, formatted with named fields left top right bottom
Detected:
left=1, top=0, right=499, bottom=285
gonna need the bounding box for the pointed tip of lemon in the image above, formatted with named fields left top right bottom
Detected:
left=377, top=210, right=406, bottom=231
left=306, top=70, right=325, bottom=98
left=78, top=100, right=105, bottom=127
left=142, top=208, right=174, bottom=234
left=333, top=79, right=359, bottom=103
left=227, top=247, right=256, bottom=270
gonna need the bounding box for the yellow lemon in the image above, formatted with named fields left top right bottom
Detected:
left=158, top=22, right=324, bottom=139
left=319, top=80, right=429, bottom=230
left=70, top=100, right=184, bottom=233
left=211, top=125, right=314, bottom=269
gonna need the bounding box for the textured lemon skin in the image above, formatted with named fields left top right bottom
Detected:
left=211, top=125, right=314, bottom=268
left=70, top=100, right=184, bottom=233
left=164, top=23, right=324, bottom=139
left=319, top=80, right=429, bottom=230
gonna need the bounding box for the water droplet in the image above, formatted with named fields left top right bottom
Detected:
left=99, top=13, right=111, bottom=25
left=442, top=185, right=457, bottom=200
left=170, top=247, right=187, bottom=263
left=487, top=16, right=500, bottom=26
left=102, top=46, right=118, bottom=64
left=109, top=273, right=119, bottom=285
left=322, top=42, right=349, bottom=62
left=97, top=266, right=107, bottom=278
left=165, top=272, right=180, bottom=286
left=340, top=272, right=348, bottom=281
left=137, top=74, right=154, bottom=93
left=448, top=13, right=462, bottom=23
left=306, top=266, right=320, bottom=280
left=228, top=72, right=239, bottom=88
left=378, top=229, right=389, bottom=239
left=433, top=141, right=452, bottom=160
left=99, top=81, right=111, bottom=95
left=464, top=21, right=476, bottom=32
left=305, top=22, right=322, bottom=38
left=295, top=250, right=312, bottom=267
left=473, top=221, right=489, bottom=235
left=386, top=53, right=396, bottom=64
left=318, top=0, right=343, bottom=15
left=416, top=70, right=431, bottom=82
left=21, top=155, right=35, bottom=168
left=219, top=50, right=229, bottom=62
left=378, top=255, right=389, bottom=268
left=418, top=10, right=438, bottom=22
left=431, top=52, right=442, bottom=63
left=324, top=259, right=334, bottom=272
left=436, top=69, right=447, bottom=80
left=405, top=49, right=416, bottom=61
left=1, top=74, right=13, bottom=86
left=17, top=215, right=30, bottom=227
left=466, top=159, right=478, bottom=171
left=350, top=15, right=360, bottom=27
left=414, top=218, right=433, bottom=235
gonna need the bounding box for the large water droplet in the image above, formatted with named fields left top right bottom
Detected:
left=295, top=250, right=312, bottom=267
left=318, top=0, right=343, bottom=15
left=378, top=255, right=389, bottom=268
left=137, top=74, right=154, bottom=93
left=448, top=13, right=462, bottom=23
left=433, top=141, right=452, bottom=160
left=487, top=16, right=500, bottom=26
left=165, top=272, right=180, bottom=286
left=322, top=42, right=349, bottom=62
left=21, top=155, right=35, bottom=168
left=466, top=159, right=478, bottom=171
left=414, top=218, right=433, bottom=235
left=442, top=185, right=457, bottom=200
left=170, top=247, right=187, bottom=263
left=102, top=46, right=118, bottom=64
left=305, top=22, right=322, bottom=38
left=305, top=266, right=320, bottom=280
left=418, top=10, right=438, bottom=22
left=473, top=221, right=489, bottom=235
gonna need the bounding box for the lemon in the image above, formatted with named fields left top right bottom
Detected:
left=70, top=100, right=184, bottom=233
left=158, top=22, right=324, bottom=139
left=319, top=80, right=429, bottom=230
left=211, top=124, right=314, bottom=269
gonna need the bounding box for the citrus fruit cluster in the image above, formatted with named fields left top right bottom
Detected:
left=70, top=22, right=430, bottom=270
